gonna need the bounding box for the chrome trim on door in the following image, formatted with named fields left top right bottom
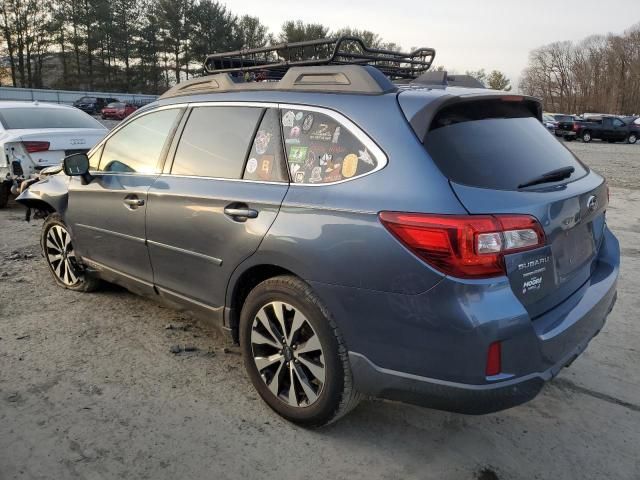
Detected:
left=75, top=223, right=146, bottom=243
left=146, top=239, right=223, bottom=266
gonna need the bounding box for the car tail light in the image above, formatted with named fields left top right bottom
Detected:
left=486, top=341, right=502, bottom=376
left=573, top=123, right=580, bottom=131
left=22, top=141, right=50, bottom=153
left=378, top=212, right=546, bottom=279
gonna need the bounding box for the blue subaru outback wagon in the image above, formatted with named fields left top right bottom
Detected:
left=18, top=38, right=619, bottom=426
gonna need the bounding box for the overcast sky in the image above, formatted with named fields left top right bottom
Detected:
left=228, top=0, right=638, bottom=87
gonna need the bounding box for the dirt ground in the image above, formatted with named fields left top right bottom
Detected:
left=1, top=141, right=639, bottom=480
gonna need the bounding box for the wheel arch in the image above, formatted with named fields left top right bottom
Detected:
left=225, top=262, right=301, bottom=343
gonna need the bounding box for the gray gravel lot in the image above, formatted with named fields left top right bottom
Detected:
left=0, top=141, right=639, bottom=480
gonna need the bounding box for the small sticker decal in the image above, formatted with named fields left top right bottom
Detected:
left=295, top=111, right=303, bottom=121
left=254, top=130, right=272, bottom=155
left=341, top=153, right=358, bottom=178
left=282, top=111, right=295, bottom=127
left=285, top=138, right=300, bottom=145
left=310, top=123, right=332, bottom=142
left=323, top=168, right=342, bottom=183
left=310, top=166, right=323, bottom=183
left=302, top=114, right=314, bottom=132
left=304, top=150, right=316, bottom=170
left=290, top=163, right=301, bottom=177
left=332, top=126, right=341, bottom=144
left=288, top=146, right=308, bottom=163
left=319, top=153, right=332, bottom=166
left=289, top=126, right=301, bottom=138
left=258, top=155, right=274, bottom=180
left=246, top=158, right=258, bottom=174
left=294, top=170, right=305, bottom=183
left=358, top=148, right=374, bottom=166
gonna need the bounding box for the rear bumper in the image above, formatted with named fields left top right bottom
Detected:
left=312, top=226, right=619, bottom=414
left=350, top=290, right=615, bottom=414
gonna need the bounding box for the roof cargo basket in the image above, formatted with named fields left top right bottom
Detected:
left=411, top=71, right=485, bottom=88
left=203, top=36, right=436, bottom=81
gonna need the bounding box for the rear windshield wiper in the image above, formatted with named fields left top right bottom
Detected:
left=518, top=166, right=575, bottom=189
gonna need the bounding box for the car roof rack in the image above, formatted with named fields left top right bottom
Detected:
left=203, top=36, right=436, bottom=81
left=410, top=71, right=486, bottom=89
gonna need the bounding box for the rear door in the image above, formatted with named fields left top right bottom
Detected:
left=66, top=107, right=184, bottom=286
left=146, top=105, right=289, bottom=309
left=422, top=99, right=607, bottom=317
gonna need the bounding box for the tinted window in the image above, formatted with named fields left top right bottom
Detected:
left=78, top=97, right=96, bottom=102
left=0, top=108, right=103, bottom=129
left=424, top=100, right=587, bottom=190
left=98, top=108, right=180, bottom=173
left=243, top=109, right=288, bottom=182
left=613, top=118, right=625, bottom=127
left=171, top=106, right=262, bottom=178
left=281, top=108, right=378, bottom=184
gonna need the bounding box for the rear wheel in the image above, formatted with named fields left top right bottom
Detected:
left=41, top=213, right=100, bottom=292
left=628, top=134, right=637, bottom=144
left=239, top=275, right=361, bottom=427
left=582, top=131, right=592, bottom=143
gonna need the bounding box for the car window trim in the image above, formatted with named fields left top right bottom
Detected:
left=88, top=101, right=388, bottom=186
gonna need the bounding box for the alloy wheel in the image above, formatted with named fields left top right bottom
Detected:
left=45, top=225, right=80, bottom=286
left=250, top=301, right=326, bottom=407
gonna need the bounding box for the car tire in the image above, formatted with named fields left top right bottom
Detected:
left=582, top=131, right=592, bottom=143
left=41, top=213, right=100, bottom=292
left=0, top=181, right=10, bottom=209
left=628, top=134, right=637, bottom=144
left=239, top=275, right=362, bottom=427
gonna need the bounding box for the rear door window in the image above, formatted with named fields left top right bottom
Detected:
left=171, top=106, right=262, bottom=179
left=242, top=108, right=288, bottom=182
left=423, top=100, right=588, bottom=190
left=281, top=108, right=379, bottom=184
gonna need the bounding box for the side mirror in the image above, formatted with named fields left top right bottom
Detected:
left=63, top=153, right=93, bottom=184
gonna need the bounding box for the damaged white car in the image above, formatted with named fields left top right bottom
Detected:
left=0, top=101, right=108, bottom=208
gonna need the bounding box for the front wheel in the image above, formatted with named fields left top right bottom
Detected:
left=239, top=275, right=361, bottom=427
left=628, top=134, right=637, bottom=144
left=41, top=213, right=100, bottom=292
left=582, top=131, right=592, bottom=143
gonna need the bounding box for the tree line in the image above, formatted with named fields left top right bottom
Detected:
left=520, top=24, right=640, bottom=115
left=0, top=0, right=409, bottom=94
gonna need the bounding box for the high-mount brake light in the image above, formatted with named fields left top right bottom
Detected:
left=23, top=141, right=50, bottom=153
left=378, top=212, right=546, bottom=279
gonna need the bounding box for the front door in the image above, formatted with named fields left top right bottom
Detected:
left=66, top=107, right=184, bottom=287
left=146, top=106, right=289, bottom=309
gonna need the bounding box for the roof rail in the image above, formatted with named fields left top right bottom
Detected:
left=203, top=36, right=436, bottom=81
left=159, top=64, right=398, bottom=99
left=411, top=71, right=486, bottom=89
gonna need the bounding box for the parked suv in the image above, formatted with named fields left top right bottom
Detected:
left=73, top=96, right=119, bottom=114
left=18, top=63, right=619, bottom=426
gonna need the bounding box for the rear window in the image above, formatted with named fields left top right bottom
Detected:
left=106, top=102, right=124, bottom=108
left=78, top=97, right=96, bottom=102
left=554, top=115, right=574, bottom=122
left=0, top=107, right=103, bottom=130
left=423, top=100, right=587, bottom=190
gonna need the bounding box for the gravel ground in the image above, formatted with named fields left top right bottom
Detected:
left=0, top=142, right=639, bottom=480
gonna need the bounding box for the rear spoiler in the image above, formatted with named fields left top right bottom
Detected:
left=399, top=93, right=543, bottom=142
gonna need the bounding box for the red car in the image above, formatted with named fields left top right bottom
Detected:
left=100, top=102, right=137, bottom=120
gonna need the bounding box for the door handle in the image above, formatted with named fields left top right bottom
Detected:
left=224, top=206, right=258, bottom=220
left=124, top=197, right=145, bottom=208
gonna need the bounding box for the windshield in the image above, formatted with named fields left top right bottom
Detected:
left=78, top=97, right=96, bottom=103
left=0, top=108, right=103, bottom=130
left=424, top=101, right=588, bottom=190
left=106, top=102, right=124, bottom=108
